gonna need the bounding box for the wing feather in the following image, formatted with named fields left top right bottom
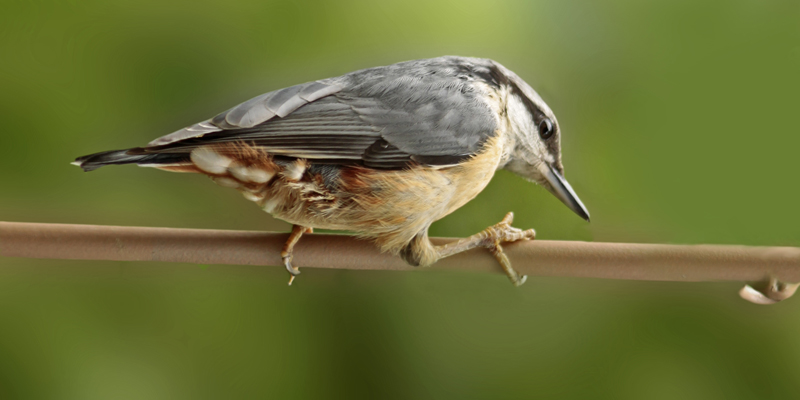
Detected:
left=143, top=56, right=500, bottom=170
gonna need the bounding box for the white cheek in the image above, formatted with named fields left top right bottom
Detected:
left=504, top=94, right=557, bottom=169
left=506, top=96, right=541, bottom=160
left=506, top=94, right=535, bottom=136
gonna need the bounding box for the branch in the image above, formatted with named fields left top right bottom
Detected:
left=1, top=221, right=798, bottom=304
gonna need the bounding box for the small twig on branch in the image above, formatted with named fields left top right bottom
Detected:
left=1, top=221, right=798, bottom=304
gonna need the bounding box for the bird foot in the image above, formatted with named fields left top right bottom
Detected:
left=483, top=212, right=536, bottom=244
left=484, top=212, right=535, bottom=287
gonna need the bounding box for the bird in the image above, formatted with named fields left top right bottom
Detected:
left=73, top=56, right=590, bottom=286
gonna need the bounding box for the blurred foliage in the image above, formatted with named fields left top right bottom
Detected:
left=1, top=0, right=799, bottom=398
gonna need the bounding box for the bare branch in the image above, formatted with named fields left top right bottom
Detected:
left=1, top=221, right=799, bottom=303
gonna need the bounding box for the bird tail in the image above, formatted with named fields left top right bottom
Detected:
left=72, top=148, right=191, bottom=172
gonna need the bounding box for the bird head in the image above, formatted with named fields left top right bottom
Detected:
left=490, top=62, right=590, bottom=222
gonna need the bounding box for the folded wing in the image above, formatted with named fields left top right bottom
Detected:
left=125, top=57, right=501, bottom=170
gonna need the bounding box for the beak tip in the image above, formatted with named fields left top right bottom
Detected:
left=540, top=164, right=591, bottom=223
left=576, top=207, right=590, bottom=223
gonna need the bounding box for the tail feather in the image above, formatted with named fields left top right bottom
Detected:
left=73, top=148, right=190, bottom=172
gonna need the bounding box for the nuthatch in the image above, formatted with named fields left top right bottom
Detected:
left=74, top=56, right=590, bottom=285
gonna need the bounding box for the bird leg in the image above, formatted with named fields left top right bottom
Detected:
left=401, top=212, right=534, bottom=286
left=282, top=225, right=313, bottom=286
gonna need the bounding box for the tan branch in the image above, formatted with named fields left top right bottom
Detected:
left=1, top=221, right=798, bottom=303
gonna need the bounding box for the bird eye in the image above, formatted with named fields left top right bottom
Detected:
left=538, top=119, right=554, bottom=140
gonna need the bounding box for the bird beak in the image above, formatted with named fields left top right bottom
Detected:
left=538, top=163, right=591, bottom=222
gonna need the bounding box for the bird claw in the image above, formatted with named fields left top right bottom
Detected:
left=282, top=225, right=312, bottom=286
left=488, top=241, right=528, bottom=287
left=477, top=212, right=535, bottom=286
left=283, top=255, right=300, bottom=276
left=284, top=255, right=300, bottom=286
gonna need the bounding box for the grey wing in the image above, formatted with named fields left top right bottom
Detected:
left=144, top=61, right=499, bottom=169
left=148, top=80, right=343, bottom=146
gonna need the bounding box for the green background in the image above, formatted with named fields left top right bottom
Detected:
left=2, top=0, right=800, bottom=398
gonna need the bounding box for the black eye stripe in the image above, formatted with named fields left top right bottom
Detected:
left=538, top=118, right=554, bottom=140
